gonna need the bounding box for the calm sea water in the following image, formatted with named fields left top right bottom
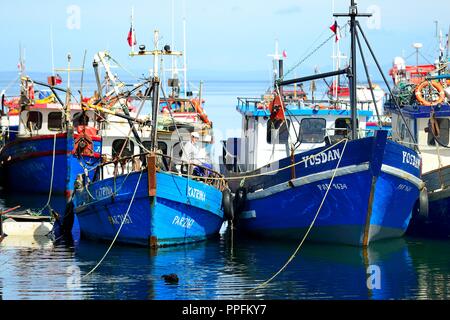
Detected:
left=1, top=79, right=450, bottom=300
left=1, top=192, right=450, bottom=300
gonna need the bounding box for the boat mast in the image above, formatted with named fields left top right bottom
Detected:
left=268, top=40, right=282, bottom=88
left=334, top=1, right=371, bottom=140
left=130, top=30, right=182, bottom=151
left=349, top=1, right=358, bottom=139
left=50, top=24, right=55, bottom=76
left=447, top=25, right=450, bottom=62
left=332, top=0, right=338, bottom=101
left=183, top=0, right=188, bottom=98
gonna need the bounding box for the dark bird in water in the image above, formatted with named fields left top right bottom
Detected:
left=162, top=274, right=179, bottom=284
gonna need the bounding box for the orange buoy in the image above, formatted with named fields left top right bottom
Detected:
left=192, top=98, right=211, bottom=125
left=268, top=94, right=285, bottom=121
left=415, top=81, right=445, bottom=106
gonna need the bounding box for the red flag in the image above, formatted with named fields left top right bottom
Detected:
left=55, top=74, right=62, bottom=85
left=330, top=21, right=341, bottom=42
left=282, top=50, right=288, bottom=58
left=127, top=26, right=136, bottom=47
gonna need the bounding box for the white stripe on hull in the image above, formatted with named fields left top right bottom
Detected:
left=380, top=165, right=424, bottom=189
left=245, top=162, right=423, bottom=201
left=247, top=162, right=370, bottom=201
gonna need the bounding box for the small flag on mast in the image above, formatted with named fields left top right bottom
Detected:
left=127, top=26, right=137, bottom=47
left=127, top=7, right=137, bottom=48
left=330, top=21, right=341, bottom=42
left=282, top=50, right=288, bottom=58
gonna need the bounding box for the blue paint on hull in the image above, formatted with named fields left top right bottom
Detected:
left=74, top=171, right=224, bottom=247
left=235, top=132, right=421, bottom=246
left=0, top=135, right=101, bottom=194
left=408, top=190, right=450, bottom=237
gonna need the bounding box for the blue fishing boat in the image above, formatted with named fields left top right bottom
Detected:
left=73, top=155, right=225, bottom=247
left=387, top=84, right=450, bottom=237
left=71, top=31, right=225, bottom=247
left=0, top=67, right=102, bottom=197
left=386, top=29, right=450, bottom=237
left=223, top=105, right=422, bottom=246
left=221, top=1, right=423, bottom=246
left=0, top=92, right=102, bottom=196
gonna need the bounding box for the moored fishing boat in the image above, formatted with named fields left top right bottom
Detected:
left=0, top=74, right=102, bottom=197
left=221, top=1, right=423, bottom=247
left=387, top=33, right=450, bottom=237
left=71, top=31, right=226, bottom=247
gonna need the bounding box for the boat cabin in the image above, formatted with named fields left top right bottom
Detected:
left=222, top=98, right=373, bottom=173
left=17, top=103, right=97, bottom=138
left=98, top=96, right=215, bottom=177
left=387, top=103, right=450, bottom=174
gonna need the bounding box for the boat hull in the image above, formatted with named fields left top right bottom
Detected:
left=0, top=133, right=101, bottom=195
left=234, top=131, right=422, bottom=246
left=74, top=171, right=224, bottom=247
left=408, top=166, right=450, bottom=237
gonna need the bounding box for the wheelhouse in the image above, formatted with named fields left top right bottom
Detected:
left=222, top=98, right=373, bottom=172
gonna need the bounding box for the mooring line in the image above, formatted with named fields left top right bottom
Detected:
left=82, top=169, right=144, bottom=279
left=37, top=134, right=57, bottom=215
left=241, top=139, right=349, bottom=296
left=177, top=138, right=348, bottom=182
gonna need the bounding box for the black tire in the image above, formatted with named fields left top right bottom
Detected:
left=222, top=189, right=234, bottom=221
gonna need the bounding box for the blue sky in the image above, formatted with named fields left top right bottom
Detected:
left=0, top=0, right=449, bottom=80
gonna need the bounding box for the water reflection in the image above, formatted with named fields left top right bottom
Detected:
left=222, top=235, right=418, bottom=300
left=1, top=190, right=450, bottom=300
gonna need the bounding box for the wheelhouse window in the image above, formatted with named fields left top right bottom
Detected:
left=299, top=118, right=326, bottom=143
left=335, top=118, right=351, bottom=137
left=73, top=112, right=90, bottom=127
left=112, top=139, right=135, bottom=158
left=428, top=118, right=450, bottom=147
left=267, top=119, right=290, bottom=144
left=142, top=141, right=168, bottom=155
left=26, top=111, right=43, bottom=131
left=48, top=112, right=63, bottom=131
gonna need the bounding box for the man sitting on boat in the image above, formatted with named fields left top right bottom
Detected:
left=181, top=132, right=212, bottom=177
left=182, top=132, right=202, bottom=166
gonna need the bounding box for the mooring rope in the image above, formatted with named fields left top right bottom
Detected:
left=241, top=138, right=349, bottom=296
left=36, top=134, right=57, bottom=215
left=179, top=138, right=348, bottom=182
left=82, top=169, right=144, bottom=279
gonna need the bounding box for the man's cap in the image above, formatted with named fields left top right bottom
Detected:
left=191, top=132, right=200, bottom=139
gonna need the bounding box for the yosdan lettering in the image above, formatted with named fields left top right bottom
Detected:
left=303, top=149, right=341, bottom=169
left=402, top=151, right=420, bottom=169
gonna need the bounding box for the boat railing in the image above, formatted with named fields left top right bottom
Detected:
left=90, top=152, right=226, bottom=191
left=237, top=97, right=379, bottom=113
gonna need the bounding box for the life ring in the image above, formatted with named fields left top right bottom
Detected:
left=192, top=99, right=211, bottom=125
left=415, top=81, right=445, bottom=106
